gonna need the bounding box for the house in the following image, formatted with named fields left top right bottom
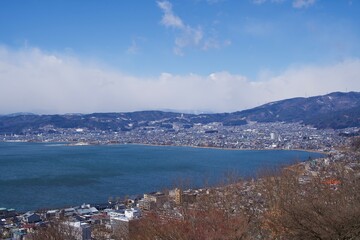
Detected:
left=62, top=207, right=76, bottom=217
left=124, top=208, right=141, bottom=220
left=22, top=212, right=41, bottom=224
left=90, top=213, right=110, bottom=225
left=76, top=204, right=99, bottom=216
left=114, top=203, right=126, bottom=211
left=45, top=209, right=59, bottom=219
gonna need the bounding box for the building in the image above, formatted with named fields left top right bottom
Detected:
left=137, top=199, right=155, bottom=211
left=175, top=188, right=183, bottom=205
left=183, top=190, right=197, bottom=204
left=109, top=208, right=141, bottom=239
left=22, top=212, right=41, bottom=224
left=62, top=207, right=76, bottom=217
left=45, top=210, right=59, bottom=219
left=170, top=188, right=197, bottom=205
left=140, top=191, right=168, bottom=210
left=65, top=221, right=92, bottom=240
left=76, top=204, right=99, bottom=216
left=124, top=208, right=141, bottom=220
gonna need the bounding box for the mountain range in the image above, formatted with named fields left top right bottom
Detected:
left=1, top=91, right=360, bottom=134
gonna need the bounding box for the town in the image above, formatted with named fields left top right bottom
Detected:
left=1, top=121, right=360, bottom=239
left=1, top=121, right=357, bottom=151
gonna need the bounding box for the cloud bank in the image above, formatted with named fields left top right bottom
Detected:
left=1, top=46, right=360, bottom=114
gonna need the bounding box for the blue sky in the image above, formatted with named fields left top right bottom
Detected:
left=0, top=0, right=360, bottom=114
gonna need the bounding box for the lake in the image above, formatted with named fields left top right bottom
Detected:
left=0, top=142, right=323, bottom=211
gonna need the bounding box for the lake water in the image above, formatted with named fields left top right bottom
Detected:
left=0, top=142, right=323, bottom=211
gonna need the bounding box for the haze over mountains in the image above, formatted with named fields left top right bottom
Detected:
left=1, top=91, right=359, bottom=134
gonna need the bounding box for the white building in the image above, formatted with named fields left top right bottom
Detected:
left=109, top=208, right=141, bottom=239
left=124, top=208, right=141, bottom=220
left=65, top=221, right=91, bottom=240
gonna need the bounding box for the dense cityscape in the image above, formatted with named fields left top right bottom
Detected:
left=1, top=121, right=357, bottom=152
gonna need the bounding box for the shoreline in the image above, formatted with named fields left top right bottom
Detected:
left=2, top=139, right=329, bottom=155
left=133, top=142, right=327, bottom=155
left=54, top=140, right=327, bottom=155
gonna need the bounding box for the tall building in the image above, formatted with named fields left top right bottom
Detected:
left=175, top=188, right=183, bottom=205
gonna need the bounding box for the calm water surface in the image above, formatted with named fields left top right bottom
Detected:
left=0, top=142, right=323, bottom=211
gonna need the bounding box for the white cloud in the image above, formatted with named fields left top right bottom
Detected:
left=292, top=0, right=316, bottom=8
left=173, top=25, right=203, bottom=55
left=1, top=46, right=360, bottom=114
left=252, top=0, right=316, bottom=8
left=157, top=1, right=184, bottom=28
left=252, top=0, right=267, bottom=5
left=252, top=0, right=286, bottom=5
left=126, top=37, right=146, bottom=55
left=202, top=38, right=232, bottom=50
left=157, top=1, right=204, bottom=55
left=157, top=0, right=230, bottom=55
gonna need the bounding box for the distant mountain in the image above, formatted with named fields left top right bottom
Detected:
left=4, top=112, right=37, bottom=117
left=230, top=91, right=360, bottom=129
left=0, top=92, right=359, bottom=134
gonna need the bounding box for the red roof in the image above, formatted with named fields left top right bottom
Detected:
left=323, top=179, right=341, bottom=185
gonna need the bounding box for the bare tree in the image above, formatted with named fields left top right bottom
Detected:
left=350, top=137, right=360, bottom=152
left=92, top=224, right=112, bottom=240
left=28, top=220, right=79, bottom=240
left=259, top=164, right=360, bottom=240
left=130, top=181, right=257, bottom=240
